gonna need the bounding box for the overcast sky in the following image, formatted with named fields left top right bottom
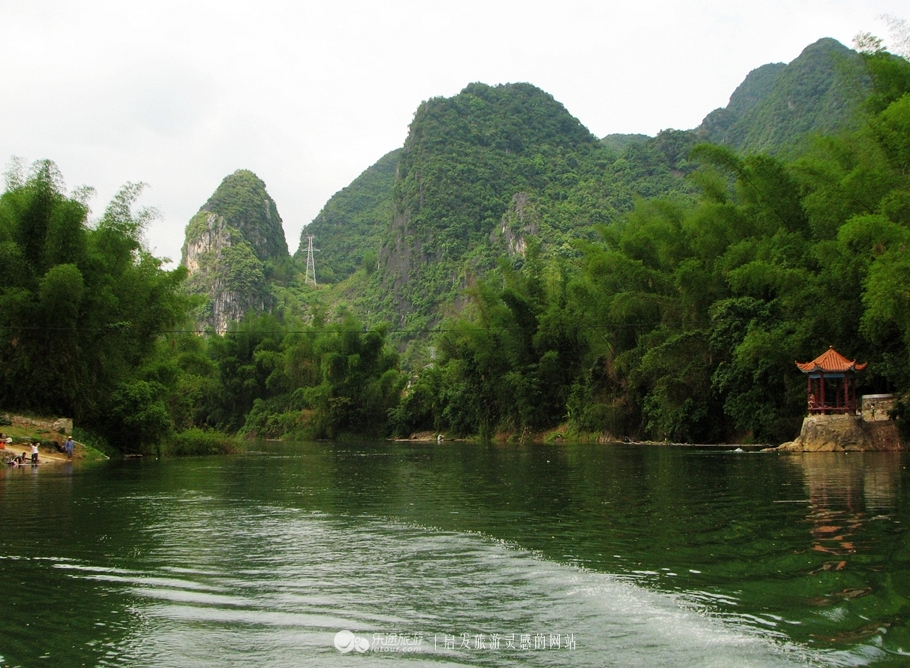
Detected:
left=0, top=1, right=905, bottom=264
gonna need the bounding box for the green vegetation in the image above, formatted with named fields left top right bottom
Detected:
left=167, top=429, right=243, bottom=456
left=600, top=134, right=651, bottom=154
left=186, top=169, right=288, bottom=261
left=0, top=163, right=189, bottom=449
left=335, top=41, right=866, bottom=344
left=696, top=38, right=868, bottom=156
left=4, top=38, right=907, bottom=450
left=181, top=170, right=289, bottom=332
left=353, top=82, right=640, bottom=341
left=297, top=149, right=400, bottom=283
left=132, top=310, right=404, bottom=443
left=388, top=42, right=910, bottom=443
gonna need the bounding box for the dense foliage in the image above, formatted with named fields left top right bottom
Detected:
left=696, top=38, right=867, bottom=156
left=297, top=150, right=400, bottom=283
left=317, top=41, right=866, bottom=343
left=148, top=311, right=404, bottom=441
left=4, top=38, right=906, bottom=451
left=388, top=44, right=910, bottom=443
left=355, top=82, right=661, bottom=339
left=0, top=162, right=189, bottom=446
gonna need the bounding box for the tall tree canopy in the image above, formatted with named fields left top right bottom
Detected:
left=0, top=161, right=189, bottom=434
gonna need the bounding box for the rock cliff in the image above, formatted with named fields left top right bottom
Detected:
left=776, top=415, right=903, bottom=452
left=181, top=170, right=289, bottom=333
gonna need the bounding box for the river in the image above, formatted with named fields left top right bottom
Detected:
left=1, top=442, right=908, bottom=666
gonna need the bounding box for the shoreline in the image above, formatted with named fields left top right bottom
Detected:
left=395, top=431, right=772, bottom=449
left=1, top=412, right=104, bottom=467
left=2, top=443, right=88, bottom=467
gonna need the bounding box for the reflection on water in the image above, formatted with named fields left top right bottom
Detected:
left=793, top=452, right=902, bottom=512
left=787, top=453, right=902, bottom=557
left=1, top=444, right=909, bottom=667
left=777, top=452, right=908, bottom=652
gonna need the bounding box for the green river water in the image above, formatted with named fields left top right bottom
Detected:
left=0, top=442, right=908, bottom=667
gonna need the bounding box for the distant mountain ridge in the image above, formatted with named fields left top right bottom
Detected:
left=182, top=38, right=869, bottom=336
left=299, top=40, right=867, bottom=330
left=695, top=38, right=865, bottom=154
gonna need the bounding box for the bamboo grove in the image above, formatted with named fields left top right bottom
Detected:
left=1, top=46, right=909, bottom=450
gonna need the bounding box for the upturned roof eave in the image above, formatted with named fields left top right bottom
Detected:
left=795, top=346, right=867, bottom=374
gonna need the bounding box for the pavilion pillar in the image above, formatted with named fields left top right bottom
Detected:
left=850, top=374, right=857, bottom=414
left=820, top=372, right=826, bottom=414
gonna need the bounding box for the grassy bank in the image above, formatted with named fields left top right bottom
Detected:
left=164, top=429, right=245, bottom=456
left=1, top=412, right=108, bottom=462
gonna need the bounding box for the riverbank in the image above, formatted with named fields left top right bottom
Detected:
left=399, top=427, right=771, bottom=449
left=1, top=412, right=106, bottom=465
left=774, top=414, right=904, bottom=452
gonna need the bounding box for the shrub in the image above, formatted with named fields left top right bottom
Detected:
left=167, top=429, right=243, bottom=456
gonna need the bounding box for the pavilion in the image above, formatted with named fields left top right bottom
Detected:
left=795, top=346, right=866, bottom=416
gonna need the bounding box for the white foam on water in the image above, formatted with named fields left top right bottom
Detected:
left=56, top=510, right=865, bottom=667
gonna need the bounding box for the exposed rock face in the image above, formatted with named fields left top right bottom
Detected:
left=491, top=193, right=540, bottom=257
left=376, top=82, right=597, bottom=327
left=777, top=415, right=903, bottom=452
left=181, top=170, right=288, bottom=333
left=182, top=212, right=230, bottom=275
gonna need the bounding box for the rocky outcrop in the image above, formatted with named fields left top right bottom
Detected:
left=776, top=415, right=903, bottom=452
left=182, top=212, right=231, bottom=275
left=491, top=193, right=540, bottom=257
left=181, top=170, right=288, bottom=333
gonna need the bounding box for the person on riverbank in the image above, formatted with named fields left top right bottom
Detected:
left=64, top=436, right=74, bottom=459
left=30, top=442, right=39, bottom=465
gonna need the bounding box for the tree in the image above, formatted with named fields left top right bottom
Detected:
left=0, top=161, right=189, bottom=446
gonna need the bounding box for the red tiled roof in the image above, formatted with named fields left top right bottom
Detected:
left=795, top=346, right=867, bottom=373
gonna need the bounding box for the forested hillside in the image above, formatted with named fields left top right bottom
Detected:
left=297, top=39, right=867, bottom=344
left=365, top=82, right=622, bottom=332
left=388, top=45, right=910, bottom=443
left=696, top=38, right=867, bottom=155
left=295, top=149, right=400, bottom=283
left=4, top=38, right=907, bottom=451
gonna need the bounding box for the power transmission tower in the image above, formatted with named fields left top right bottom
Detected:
left=304, top=235, right=319, bottom=286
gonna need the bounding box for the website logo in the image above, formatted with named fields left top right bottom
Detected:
left=334, top=630, right=369, bottom=653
